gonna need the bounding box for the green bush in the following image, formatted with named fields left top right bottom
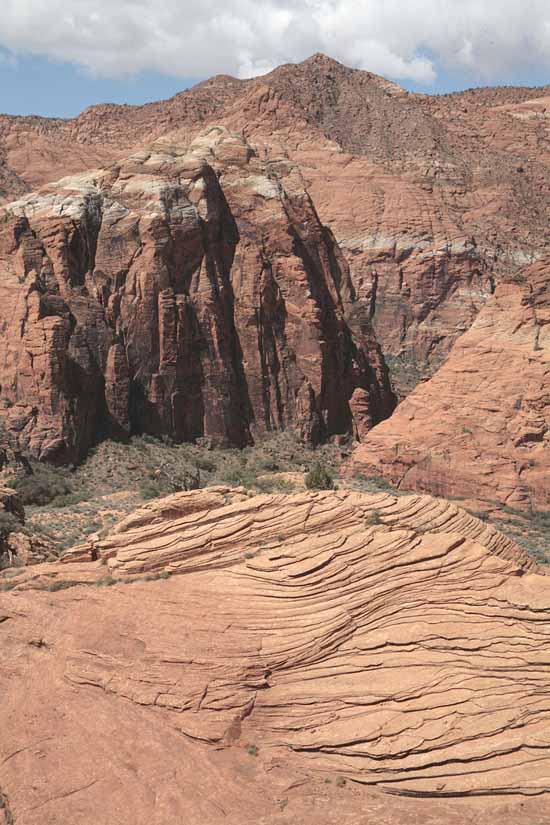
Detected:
left=254, top=477, right=295, bottom=494
left=51, top=493, right=86, bottom=508
left=44, top=579, right=82, bottom=591
left=305, top=463, right=334, bottom=491
left=139, top=481, right=164, bottom=501
left=0, top=511, right=21, bottom=540
left=221, top=467, right=249, bottom=485
left=142, top=570, right=171, bottom=581
left=532, top=510, right=550, bottom=532
left=193, top=456, right=216, bottom=473
left=14, top=464, right=73, bottom=506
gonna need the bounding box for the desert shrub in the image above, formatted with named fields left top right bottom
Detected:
left=143, top=570, right=171, bottom=581
left=254, top=477, right=295, bottom=494
left=220, top=464, right=258, bottom=488
left=305, top=463, right=334, bottom=491
left=14, top=464, right=73, bottom=506
left=94, top=576, right=117, bottom=587
left=355, top=473, right=397, bottom=493
left=531, top=510, right=550, bottom=532
left=256, top=457, right=280, bottom=472
left=247, top=744, right=259, bottom=757
left=469, top=510, right=489, bottom=522
left=139, top=481, right=164, bottom=501
left=44, top=579, right=82, bottom=591
left=51, top=492, right=86, bottom=508
left=366, top=510, right=382, bottom=526
left=82, top=522, right=102, bottom=535
left=0, top=510, right=21, bottom=539
left=193, top=456, right=217, bottom=473
left=1, top=568, right=23, bottom=578
left=221, top=466, right=247, bottom=485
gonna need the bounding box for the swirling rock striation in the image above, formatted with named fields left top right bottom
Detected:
left=1, top=488, right=549, bottom=824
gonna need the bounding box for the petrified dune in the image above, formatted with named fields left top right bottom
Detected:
left=1, top=488, right=550, bottom=824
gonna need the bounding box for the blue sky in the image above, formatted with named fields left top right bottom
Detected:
left=0, top=1, right=548, bottom=119
left=0, top=55, right=195, bottom=118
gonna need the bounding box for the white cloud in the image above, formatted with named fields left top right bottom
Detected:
left=0, top=0, right=548, bottom=85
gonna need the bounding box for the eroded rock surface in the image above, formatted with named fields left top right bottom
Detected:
left=1, top=488, right=549, bottom=824
left=0, top=486, right=56, bottom=567
left=348, top=256, right=550, bottom=510
left=0, top=55, right=548, bottom=398
left=0, top=127, right=394, bottom=460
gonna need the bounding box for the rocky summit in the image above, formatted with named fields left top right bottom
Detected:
left=0, top=53, right=549, bottom=825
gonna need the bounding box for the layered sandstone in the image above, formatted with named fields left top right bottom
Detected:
left=0, top=55, right=548, bottom=398
left=0, top=126, right=394, bottom=461
left=265, top=58, right=549, bottom=390
left=1, top=488, right=550, bottom=824
left=0, top=53, right=548, bottom=512
left=232, top=59, right=547, bottom=391
left=348, top=256, right=550, bottom=510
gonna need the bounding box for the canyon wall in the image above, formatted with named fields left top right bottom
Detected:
left=348, top=256, right=550, bottom=510
left=0, top=127, right=394, bottom=461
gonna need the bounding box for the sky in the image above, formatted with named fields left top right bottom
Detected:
left=0, top=0, right=548, bottom=119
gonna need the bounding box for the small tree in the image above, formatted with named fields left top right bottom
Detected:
left=0, top=511, right=20, bottom=540
left=0, top=510, right=21, bottom=570
left=305, top=463, right=334, bottom=491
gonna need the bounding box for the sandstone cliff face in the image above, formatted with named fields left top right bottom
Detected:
left=0, top=54, right=548, bottom=496
left=300, top=152, right=495, bottom=395
left=348, top=256, right=550, bottom=510
left=223, top=56, right=549, bottom=395
left=0, top=127, right=395, bottom=461
left=0, top=56, right=547, bottom=402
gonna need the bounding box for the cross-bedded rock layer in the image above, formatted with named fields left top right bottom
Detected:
left=1, top=488, right=549, bottom=824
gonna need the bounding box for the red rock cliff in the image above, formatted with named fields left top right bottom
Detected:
left=348, top=256, right=550, bottom=511
left=0, top=127, right=395, bottom=461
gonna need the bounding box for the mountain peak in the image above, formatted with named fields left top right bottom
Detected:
left=300, top=52, right=347, bottom=69
left=265, top=51, right=406, bottom=98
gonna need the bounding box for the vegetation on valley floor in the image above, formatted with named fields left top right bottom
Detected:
left=1, top=430, right=548, bottom=568
left=493, top=506, right=550, bottom=566
left=8, top=432, right=348, bottom=555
